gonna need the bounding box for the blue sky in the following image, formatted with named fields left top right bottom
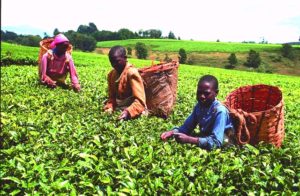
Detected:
left=2, top=0, right=300, bottom=43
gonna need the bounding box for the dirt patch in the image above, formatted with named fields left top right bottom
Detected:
left=95, top=48, right=110, bottom=55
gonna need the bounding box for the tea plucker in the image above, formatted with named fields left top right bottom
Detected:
left=103, top=45, right=147, bottom=120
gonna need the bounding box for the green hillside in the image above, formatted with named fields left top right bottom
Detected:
left=97, top=39, right=300, bottom=53
left=96, top=40, right=300, bottom=76
left=1, top=43, right=300, bottom=195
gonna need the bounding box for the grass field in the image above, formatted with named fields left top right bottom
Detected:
left=95, top=39, right=300, bottom=77
left=1, top=42, right=300, bottom=194
left=96, top=39, right=300, bottom=53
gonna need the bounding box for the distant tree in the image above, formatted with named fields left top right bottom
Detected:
left=88, top=22, right=98, bottom=33
left=110, top=32, right=119, bottom=40
left=138, top=29, right=143, bottom=37
left=135, top=42, right=148, bottom=59
left=65, top=31, right=96, bottom=52
left=77, top=23, right=98, bottom=35
left=149, top=29, right=162, bottom=38
left=226, top=53, right=238, bottom=69
left=117, top=28, right=135, bottom=40
left=53, top=28, right=60, bottom=36
left=216, top=39, right=220, bottom=42
left=64, top=30, right=77, bottom=44
left=168, top=31, right=176, bottom=39
left=127, top=47, right=132, bottom=56
left=244, top=50, right=261, bottom=68
left=77, top=25, right=89, bottom=34
left=178, top=36, right=181, bottom=40
left=17, top=35, right=41, bottom=46
left=142, top=30, right=150, bottom=38
left=134, top=32, right=139, bottom=38
left=93, top=30, right=116, bottom=41
left=2, top=31, right=18, bottom=41
left=1, top=30, right=41, bottom=46
left=1, top=30, right=5, bottom=40
left=178, top=48, right=187, bottom=64
left=74, top=34, right=97, bottom=52
left=281, top=43, right=295, bottom=59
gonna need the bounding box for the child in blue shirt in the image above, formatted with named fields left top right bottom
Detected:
left=161, top=75, right=233, bottom=150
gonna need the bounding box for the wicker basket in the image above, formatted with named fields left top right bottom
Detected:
left=139, top=61, right=179, bottom=118
left=38, top=38, right=73, bottom=63
left=225, top=84, right=284, bottom=147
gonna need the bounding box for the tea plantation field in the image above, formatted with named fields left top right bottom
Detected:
left=1, top=43, right=300, bottom=195
left=97, top=39, right=300, bottom=53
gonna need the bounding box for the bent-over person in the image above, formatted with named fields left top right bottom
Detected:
left=39, top=33, right=80, bottom=92
left=104, top=46, right=147, bottom=120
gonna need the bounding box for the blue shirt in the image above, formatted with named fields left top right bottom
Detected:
left=175, top=99, right=233, bottom=150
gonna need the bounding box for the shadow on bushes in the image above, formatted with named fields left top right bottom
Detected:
left=1, top=55, right=37, bottom=66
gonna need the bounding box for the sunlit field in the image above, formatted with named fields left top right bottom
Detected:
left=1, top=43, right=299, bottom=194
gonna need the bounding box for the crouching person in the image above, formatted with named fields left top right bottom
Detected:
left=161, top=75, right=234, bottom=150
left=39, top=34, right=80, bottom=92
left=103, top=46, right=147, bottom=120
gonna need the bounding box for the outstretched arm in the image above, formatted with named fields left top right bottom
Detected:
left=161, top=105, right=198, bottom=141
left=41, top=54, right=56, bottom=88
left=68, top=56, right=80, bottom=92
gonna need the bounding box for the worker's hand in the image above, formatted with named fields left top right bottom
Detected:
left=173, top=133, right=198, bottom=144
left=45, top=78, right=57, bottom=88
left=118, top=110, right=130, bottom=120
left=73, top=84, right=81, bottom=92
left=160, top=130, right=174, bottom=141
left=104, top=108, right=113, bottom=114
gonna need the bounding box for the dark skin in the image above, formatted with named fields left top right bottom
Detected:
left=109, top=52, right=127, bottom=75
left=107, top=51, right=130, bottom=120
left=54, top=41, right=69, bottom=57
left=160, top=81, right=218, bottom=144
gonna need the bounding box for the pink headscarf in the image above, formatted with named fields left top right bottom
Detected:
left=50, top=34, right=69, bottom=49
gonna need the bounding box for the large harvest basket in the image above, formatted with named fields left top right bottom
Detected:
left=225, top=84, right=284, bottom=147
left=37, top=38, right=72, bottom=77
left=139, top=61, right=179, bottom=118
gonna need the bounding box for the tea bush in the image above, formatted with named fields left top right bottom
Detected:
left=1, top=43, right=299, bottom=195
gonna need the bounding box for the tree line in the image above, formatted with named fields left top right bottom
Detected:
left=1, top=31, right=41, bottom=47
left=1, top=22, right=178, bottom=52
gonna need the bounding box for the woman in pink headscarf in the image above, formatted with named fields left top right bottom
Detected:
left=39, top=33, right=81, bottom=92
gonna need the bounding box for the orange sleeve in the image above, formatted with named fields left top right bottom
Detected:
left=126, top=68, right=146, bottom=118
left=104, top=70, right=117, bottom=110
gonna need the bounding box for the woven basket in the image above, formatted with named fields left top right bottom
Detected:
left=139, top=61, right=179, bottom=118
left=225, top=84, right=284, bottom=147
left=38, top=38, right=73, bottom=63
left=38, top=38, right=73, bottom=78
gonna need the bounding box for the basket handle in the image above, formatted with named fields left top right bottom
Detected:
left=223, top=103, right=256, bottom=145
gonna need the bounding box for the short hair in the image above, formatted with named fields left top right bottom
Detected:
left=108, top=45, right=127, bottom=58
left=198, top=75, right=219, bottom=91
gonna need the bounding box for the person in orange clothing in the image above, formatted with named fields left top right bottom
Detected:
left=103, top=46, right=147, bottom=120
